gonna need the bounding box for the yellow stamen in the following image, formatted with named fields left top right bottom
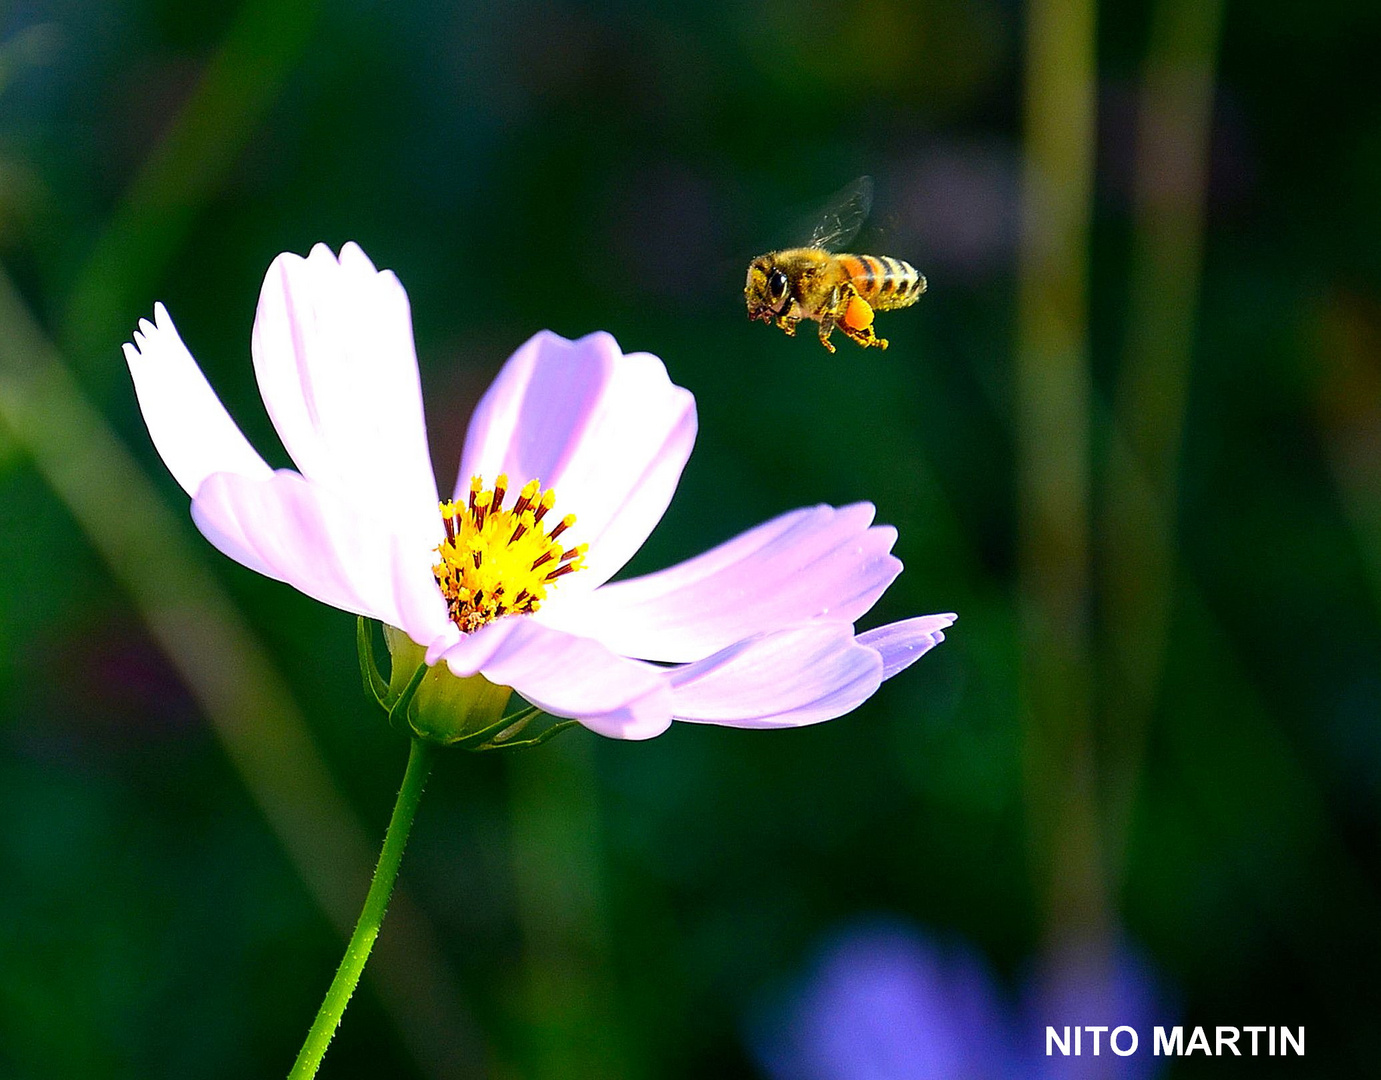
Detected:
left=549, top=513, right=575, bottom=542
left=533, top=489, right=557, bottom=525
left=433, top=475, right=586, bottom=634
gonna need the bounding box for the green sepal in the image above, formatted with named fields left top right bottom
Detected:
left=386, top=661, right=429, bottom=733
left=381, top=624, right=513, bottom=746
left=362, top=621, right=583, bottom=752
left=447, top=703, right=541, bottom=750
left=357, top=617, right=389, bottom=708
left=449, top=705, right=580, bottom=752
left=474, top=718, right=579, bottom=752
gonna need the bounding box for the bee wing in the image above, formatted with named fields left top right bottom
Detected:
left=807, top=176, right=874, bottom=251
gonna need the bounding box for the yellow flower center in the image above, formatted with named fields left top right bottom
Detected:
left=433, top=474, right=587, bottom=634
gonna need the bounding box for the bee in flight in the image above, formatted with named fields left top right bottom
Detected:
left=745, top=177, right=926, bottom=352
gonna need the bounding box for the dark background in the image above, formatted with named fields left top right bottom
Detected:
left=1, top=0, right=1379, bottom=1076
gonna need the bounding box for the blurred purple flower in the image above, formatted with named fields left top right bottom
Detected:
left=1020, top=939, right=1166, bottom=1080
left=753, top=920, right=1168, bottom=1080
left=754, top=922, right=1013, bottom=1080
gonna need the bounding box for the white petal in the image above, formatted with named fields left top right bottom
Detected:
left=124, top=303, right=272, bottom=496
left=538, top=503, right=901, bottom=662
left=668, top=624, right=884, bottom=729
left=457, top=330, right=696, bottom=590
left=191, top=469, right=451, bottom=647
left=436, top=617, right=673, bottom=739
left=857, top=613, right=956, bottom=679
left=389, top=531, right=461, bottom=657
left=251, top=242, right=440, bottom=548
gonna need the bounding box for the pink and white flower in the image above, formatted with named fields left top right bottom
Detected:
left=125, top=243, right=953, bottom=740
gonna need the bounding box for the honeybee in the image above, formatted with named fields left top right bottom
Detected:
left=745, top=177, right=926, bottom=352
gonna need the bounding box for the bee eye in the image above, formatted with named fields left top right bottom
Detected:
left=767, top=269, right=788, bottom=303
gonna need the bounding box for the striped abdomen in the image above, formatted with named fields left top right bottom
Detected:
left=837, top=254, right=927, bottom=311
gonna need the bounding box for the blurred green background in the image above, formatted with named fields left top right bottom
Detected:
left=1, top=0, right=1379, bottom=1076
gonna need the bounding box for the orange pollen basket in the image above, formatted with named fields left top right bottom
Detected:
left=433, top=474, right=587, bottom=634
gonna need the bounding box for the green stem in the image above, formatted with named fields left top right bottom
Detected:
left=1016, top=0, right=1102, bottom=940
left=288, top=737, right=435, bottom=1079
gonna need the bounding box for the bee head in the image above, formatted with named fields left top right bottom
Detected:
left=745, top=257, right=791, bottom=322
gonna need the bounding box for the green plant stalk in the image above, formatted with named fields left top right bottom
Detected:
left=1103, top=0, right=1226, bottom=892
left=61, top=0, right=322, bottom=386
left=289, top=738, right=435, bottom=1080
left=1015, top=0, right=1102, bottom=938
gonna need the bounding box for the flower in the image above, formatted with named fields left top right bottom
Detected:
left=754, top=920, right=1014, bottom=1080
left=752, top=919, right=1168, bottom=1080
left=125, top=242, right=954, bottom=740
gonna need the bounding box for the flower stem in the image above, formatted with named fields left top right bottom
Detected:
left=288, top=737, right=435, bottom=1079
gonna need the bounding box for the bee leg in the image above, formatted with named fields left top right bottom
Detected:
left=817, top=314, right=839, bottom=353
left=816, top=288, right=841, bottom=352
left=843, top=325, right=889, bottom=350
left=836, top=283, right=889, bottom=350
left=775, top=312, right=799, bottom=337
